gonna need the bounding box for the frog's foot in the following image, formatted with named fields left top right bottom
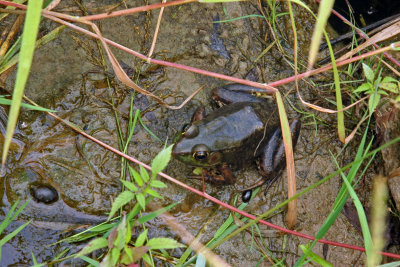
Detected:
left=188, top=164, right=236, bottom=185
left=191, top=106, right=206, bottom=122
left=212, top=84, right=272, bottom=106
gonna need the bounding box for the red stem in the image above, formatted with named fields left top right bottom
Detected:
left=82, top=0, right=197, bottom=21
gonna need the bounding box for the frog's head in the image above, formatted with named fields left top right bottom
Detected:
left=172, top=124, right=223, bottom=167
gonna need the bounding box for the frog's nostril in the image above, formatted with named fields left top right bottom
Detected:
left=29, top=183, right=59, bottom=204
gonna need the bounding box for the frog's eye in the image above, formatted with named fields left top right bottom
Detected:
left=192, top=144, right=209, bottom=161
left=184, top=125, right=199, bottom=138
left=194, top=151, right=208, bottom=160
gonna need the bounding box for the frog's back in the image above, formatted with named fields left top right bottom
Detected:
left=196, top=102, right=278, bottom=167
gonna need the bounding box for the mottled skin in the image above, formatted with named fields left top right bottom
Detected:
left=172, top=83, right=300, bottom=191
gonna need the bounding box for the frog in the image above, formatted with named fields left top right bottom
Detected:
left=172, top=83, right=301, bottom=198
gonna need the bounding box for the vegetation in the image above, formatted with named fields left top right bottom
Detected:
left=1, top=0, right=400, bottom=266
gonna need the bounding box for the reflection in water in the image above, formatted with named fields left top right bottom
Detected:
left=0, top=99, right=120, bottom=221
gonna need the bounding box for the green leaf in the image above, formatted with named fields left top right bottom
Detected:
left=146, top=237, right=184, bottom=250
left=108, top=191, right=135, bottom=220
left=379, top=82, right=398, bottom=93
left=126, top=221, right=131, bottom=244
left=129, top=166, right=143, bottom=187
left=149, top=180, right=167, bottom=188
left=363, top=63, right=375, bottom=82
left=114, top=215, right=127, bottom=249
left=151, top=145, right=173, bottom=179
left=111, top=247, right=120, bottom=267
left=76, top=238, right=108, bottom=257
left=2, top=0, right=44, bottom=164
left=120, top=246, right=149, bottom=265
left=193, top=167, right=203, bottom=175
left=123, top=246, right=133, bottom=263
left=140, top=165, right=150, bottom=183
left=0, top=98, right=56, bottom=112
left=354, top=83, right=372, bottom=94
left=377, top=90, right=388, bottom=96
left=381, top=76, right=398, bottom=84
left=135, top=229, right=148, bottom=247
left=142, top=253, right=152, bottom=266
left=88, top=223, right=116, bottom=232
left=145, top=188, right=163, bottom=199
left=120, top=179, right=138, bottom=192
left=136, top=193, right=146, bottom=210
left=368, top=93, right=381, bottom=115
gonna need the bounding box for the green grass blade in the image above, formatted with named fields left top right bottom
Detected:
left=179, top=190, right=258, bottom=266
left=137, top=202, right=178, bottom=224
left=0, top=219, right=31, bottom=247
left=332, top=154, right=373, bottom=259
left=212, top=14, right=264, bottom=23
left=138, top=113, right=161, bottom=142
left=80, top=255, right=100, bottom=266
left=0, top=97, right=55, bottom=112
left=295, top=117, right=372, bottom=266
left=0, top=25, right=65, bottom=75
left=0, top=198, right=29, bottom=234
left=2, top=0, right=44, bottom=165
left=288, top=0, right=345, bottom=141
left=324, top=35, right=345, bottom=142
left=300, top=244, right=333, bottom=267
left=30, top=251, right=46, bottom=267
left=0, top=199, right=20, bottom=235
left=307, top=0, right=335, bottom=67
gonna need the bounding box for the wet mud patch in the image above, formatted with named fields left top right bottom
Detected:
left=0, top=0, right=393, bottom=265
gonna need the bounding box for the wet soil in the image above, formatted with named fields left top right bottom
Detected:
left=0, top=0, right=393, bottom=265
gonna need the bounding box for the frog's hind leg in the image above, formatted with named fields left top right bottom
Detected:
left=242, top=119, right=301, bottom=193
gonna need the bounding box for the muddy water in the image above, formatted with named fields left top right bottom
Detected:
left=0, top=0, right=372, bottom=265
